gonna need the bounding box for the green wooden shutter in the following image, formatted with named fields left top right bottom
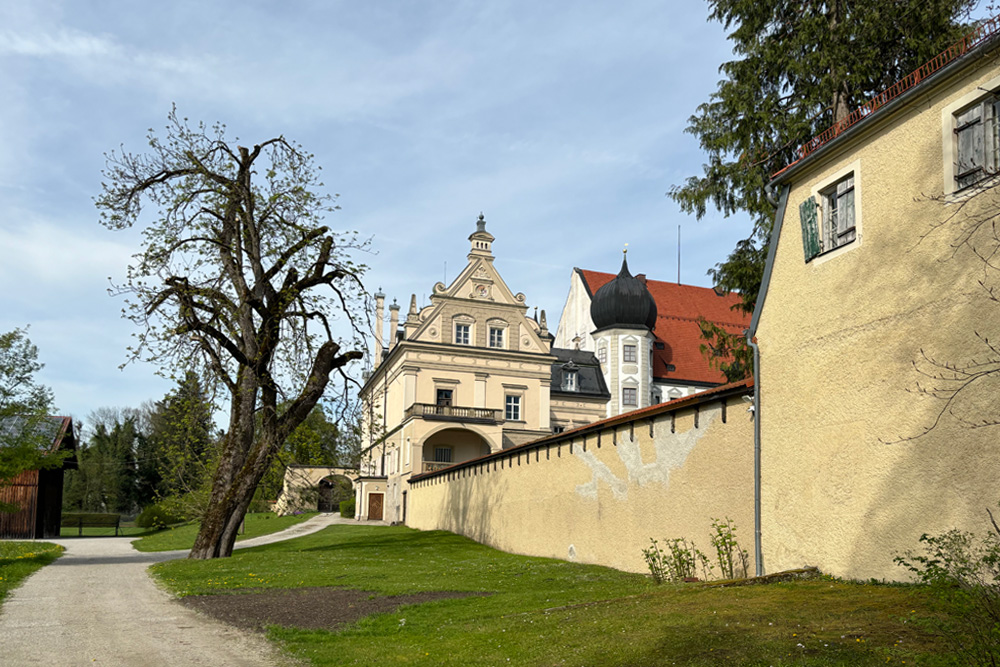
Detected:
left=799, top=196, right=821, bottom=261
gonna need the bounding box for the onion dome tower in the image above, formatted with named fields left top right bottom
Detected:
left=590, top=249, right=657, bottom=417
left=590, top=255, right=657, bottom=332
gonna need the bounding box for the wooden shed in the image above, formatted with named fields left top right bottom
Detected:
left=0, top=416, right=77, bottom=539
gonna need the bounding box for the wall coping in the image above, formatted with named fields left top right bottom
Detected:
left=408, top=378, right=753, bottom=484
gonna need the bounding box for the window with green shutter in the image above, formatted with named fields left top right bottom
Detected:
left=799, top=196, right=821, bottom=261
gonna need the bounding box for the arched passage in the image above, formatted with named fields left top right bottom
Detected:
left=317, top=474, right=354, bottom=512
left=421, top=428, right=492, bottom=473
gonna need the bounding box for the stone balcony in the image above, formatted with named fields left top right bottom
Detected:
left=404, top=403, right=502, bottom=425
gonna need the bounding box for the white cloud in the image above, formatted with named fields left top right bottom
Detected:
left=0, top=28, right=114, bottom=58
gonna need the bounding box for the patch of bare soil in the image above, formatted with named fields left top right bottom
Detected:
left=179, top=588, right=486, bottom=632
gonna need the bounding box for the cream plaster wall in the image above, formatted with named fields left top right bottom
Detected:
left=407, top=396, right=755, bottom=574
left=758, top=55, right=1000, bottom=580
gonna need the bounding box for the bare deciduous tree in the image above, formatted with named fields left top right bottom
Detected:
left=97, top=108, right=367, bottom=558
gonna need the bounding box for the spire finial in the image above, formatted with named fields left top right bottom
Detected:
left=623, top=243, right=628, bottom=255
left=476, top=212, right=486, bottom=233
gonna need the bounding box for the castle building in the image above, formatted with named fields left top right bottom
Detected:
left=554, top=262, right=750, bottom=416
left=356, top=216, right=608, bottom=523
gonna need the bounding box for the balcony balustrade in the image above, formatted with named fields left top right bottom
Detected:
left=404, top=403, right=502, bottom=424
left=422, top=460, right=454, bottom=473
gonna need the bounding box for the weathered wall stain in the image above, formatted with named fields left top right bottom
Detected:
left=575, top=413, right=714, bottom=500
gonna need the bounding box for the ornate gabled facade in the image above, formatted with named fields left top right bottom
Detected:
left=356, top=216, right=607, bottom=523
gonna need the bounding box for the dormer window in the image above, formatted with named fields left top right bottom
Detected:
left=562, top=369, right=578, bottom=392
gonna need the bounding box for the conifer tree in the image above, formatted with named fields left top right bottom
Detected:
left=672, top=0, right=974, bottom=379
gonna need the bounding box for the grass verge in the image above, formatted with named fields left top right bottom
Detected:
left=0, top=541, right=63, bottom=606
left=151, top=525, right=955, bottom=666
left=133, top=512, right=318, bottom=552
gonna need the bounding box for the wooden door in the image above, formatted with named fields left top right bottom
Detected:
left=368, top=493, right=384, bottom=521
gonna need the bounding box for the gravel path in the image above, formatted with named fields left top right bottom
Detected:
left=0, top=513, right=376, bottom=666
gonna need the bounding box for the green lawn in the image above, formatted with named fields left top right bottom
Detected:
left=0, top=541, right=63, bottom=606
left=133, top=512, right=318, bottom=552
left=151, top=525, right=956, bottom=666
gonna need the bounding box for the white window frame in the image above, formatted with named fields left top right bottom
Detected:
left=562, top=369, right=578, bottom=392
left=623, top=344, right=637, bottom=363
left=489, top=326, right=505, bottom=349
left=809, top=160, right=863, bottom=265
left=454, top=322, right=471, bottom=345
left=622, top=387, right=637, bottom=406
left=597, top=346, right=607, bottom=364
left=505, top=394, right=522, bottom=421
left=820, top=173, right=856, bottom=252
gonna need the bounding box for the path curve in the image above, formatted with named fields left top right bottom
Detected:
left=0, top=513, right=374, bottom=666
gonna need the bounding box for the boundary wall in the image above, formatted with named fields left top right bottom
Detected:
left=407, top=380, right=755, bottom=574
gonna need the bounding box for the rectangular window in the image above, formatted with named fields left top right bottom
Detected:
left=505, top=395, right=521, bottom=421
left=955, top=97, right=999, bottom=190
left=435, top=389, right=453, bottom=407
left=597, top=347, right=607, bottom=363
left=434, top=447, right=452, bottom=463
left=455, top=323, right=470, bottom=345
left=822, top=174, right=856, bottom=251
left=561, top=370, right=578, bottom=392
left=553, top=426, right=565, bottom=434
left=623, top=344, right=637, bottom=363
left=489, top=327, right=504, bottom=348
left=623, top=387, right=637, bottom=406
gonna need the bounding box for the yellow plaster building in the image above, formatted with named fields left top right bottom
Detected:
left=357, top=216, right=609, bottom=523
left=752, top=21, right=1000, bottom=579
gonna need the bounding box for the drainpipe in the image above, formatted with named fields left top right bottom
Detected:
left=764, top=182, right=779, bottom=208
left=747, top=335, right=763, bottom=577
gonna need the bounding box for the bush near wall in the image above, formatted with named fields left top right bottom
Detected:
left=340, top=498, right=355, bottom=518
left=136, top=504, right=185, bottom=529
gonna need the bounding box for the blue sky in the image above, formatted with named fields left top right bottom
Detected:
left=0, top=1, right=754, bottom=426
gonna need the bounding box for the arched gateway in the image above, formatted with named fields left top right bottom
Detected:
left=273, top=465, right=360, bottom=516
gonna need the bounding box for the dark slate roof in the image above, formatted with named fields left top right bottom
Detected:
left=549, top=348, right=610, bottom=399
left=589, top=256, right=657, bottom=331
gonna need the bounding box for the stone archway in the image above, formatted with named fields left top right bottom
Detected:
left=274, top=466, right=360, bottom=515
left=317, top=475, right=353, bottom=512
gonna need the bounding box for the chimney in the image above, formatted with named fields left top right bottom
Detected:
left=636, top=273, right=647, bottom=286
left=388, top=300, right=401, bottom=352
left=373, top=289, right=385, bottom=366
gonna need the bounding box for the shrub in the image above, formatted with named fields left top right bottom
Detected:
left=710, top=517, right=750, bottom=580
left=340, top=498, right=356, bottom=518
left=136, top=504, right=184, bottom=529
left=895, top=508, right=1000, bottom=665
left=642, top=537, right=711, bottom=584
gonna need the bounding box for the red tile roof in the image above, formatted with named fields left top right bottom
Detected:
left=578, top=269, right=750, bottom=385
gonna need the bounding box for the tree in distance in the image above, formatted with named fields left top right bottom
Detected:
left=0, top=328, right=64, bottom=512
left=96, top=109, right=368, bottom=558
left=672, top=0, right=974, bottom=380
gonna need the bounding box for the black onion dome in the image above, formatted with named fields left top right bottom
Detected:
left=590, top=256, right=657, bottom=331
